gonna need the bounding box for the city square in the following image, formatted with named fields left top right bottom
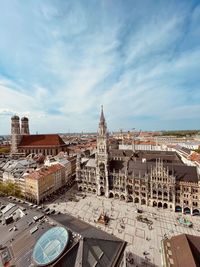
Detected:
left=47, top=185, right=200, bottom=266
left=1, top=1, right=200, bottom=266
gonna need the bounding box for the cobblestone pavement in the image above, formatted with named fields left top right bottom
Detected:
left=46, top=187, right=200, bottom=267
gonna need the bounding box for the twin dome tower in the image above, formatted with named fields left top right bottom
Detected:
left=11, top=115, right=30, bottom=153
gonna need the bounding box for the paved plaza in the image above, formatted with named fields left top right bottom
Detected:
left=46, top=186, right=200, bottom=267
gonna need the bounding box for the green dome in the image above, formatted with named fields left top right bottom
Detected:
left=21, top=117, right=29, bottom=121
left=11, top=115, right=19, bottom=120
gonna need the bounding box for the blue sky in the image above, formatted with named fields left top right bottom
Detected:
left=0, top=0, right=200, bottom=134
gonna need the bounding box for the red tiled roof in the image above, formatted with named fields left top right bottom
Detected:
left=27, top=163, right=64, bottom=180
left=188, top=152, right=200, bottom=163
left=19, top=134, right=67, bottom=147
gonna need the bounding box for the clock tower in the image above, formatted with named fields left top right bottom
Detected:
left=96, top=106, right=109, bottom=197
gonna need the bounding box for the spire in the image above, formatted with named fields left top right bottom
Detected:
left=100, top=105, right=105, bottom=123
left=98, top=105, right=107, bottom=135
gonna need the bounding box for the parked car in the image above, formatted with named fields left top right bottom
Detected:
left=50, top=209, right=55, bottom=214
left=136, top=209, right=143, bottom=213
left=44, top=207, right=50, bottom=212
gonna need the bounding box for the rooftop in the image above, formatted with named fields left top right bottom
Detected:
left=0, top=197, right=126, bottom=267
left=18, top=134, right=67, bottom=148
left=163, top=234, right=200, bottom=267
left=26, top=164, right=64, bottom=180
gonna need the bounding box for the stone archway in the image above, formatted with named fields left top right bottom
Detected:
left=193, top=209, right=200, bottom=215
left=163, top=203, right=168, bottom=209
left=109, top=192, right=114, bottom=198
left=93, top=189, right=96, bottom=194
left=153, top=201, right=157, bottom=207
left=184, top=207, right=191, bottom=214
left=141, top=199, right=146, bottom=205
left=158, top=202, right=162, bottom=208
left=175, top=206, right=182, bottom=212
left=134, top=197, right=139, bottom=203
left=120, top=195, right=125, bottom=201
left=129, top=196, right=133, bottom=202
left=79, top=187, right=82, bottom=191
left=115, top=193, right=119, bottom=199
left=88, top=188, right=91, bottom=192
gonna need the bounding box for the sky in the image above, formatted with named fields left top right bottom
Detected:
left=0, top=0, right=200, bottom=134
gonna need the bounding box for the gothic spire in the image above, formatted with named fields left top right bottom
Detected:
left=98, top=105, right=107, bottom=135
left=100, top=105, right=105, bottom=123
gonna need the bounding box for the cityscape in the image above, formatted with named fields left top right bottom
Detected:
left=1, top=1, right=200, bottom=267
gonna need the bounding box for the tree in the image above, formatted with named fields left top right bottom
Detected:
left=0, top=147, right=10, bottom=154
left=0, top=181, right=22, bottom=197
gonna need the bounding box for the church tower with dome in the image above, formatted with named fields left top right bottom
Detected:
left=11, top=115, right=22, bottom=153
left=21, top=117, right=30, bottom=135
left=10, top=115, right=68, bottom=156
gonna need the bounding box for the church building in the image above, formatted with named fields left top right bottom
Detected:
left=11, top=116, right=68, bottom=156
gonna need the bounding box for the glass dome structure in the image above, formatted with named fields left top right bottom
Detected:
left=32, top=226, right=69, bottom=266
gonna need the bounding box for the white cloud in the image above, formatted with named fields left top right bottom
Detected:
left=0, top=1, right=200, bottom=133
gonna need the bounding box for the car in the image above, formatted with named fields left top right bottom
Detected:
left=44, top=207, right=50, bottom=212
left=9, top=227, right=13, bottom=232
left=33, top=216, right=39, bottom=221
left=28, top=221, right=33, bottom=226
left=50, top=209, right=55, bottom=214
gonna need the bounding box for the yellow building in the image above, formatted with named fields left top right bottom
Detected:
left=25, top=164, right=64, bottom=204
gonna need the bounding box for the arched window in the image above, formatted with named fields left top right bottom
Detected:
left=164, top=192, right=168, bottom=197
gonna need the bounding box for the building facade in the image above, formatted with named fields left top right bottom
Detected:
left=44, top=154, right=76, bottom=188
left=25, top=164, right=65, bottom=204
left=76, top=107, right=200, bottom=215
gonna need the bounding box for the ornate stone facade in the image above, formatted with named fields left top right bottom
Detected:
left=76, top=108, right=200, bottom=215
